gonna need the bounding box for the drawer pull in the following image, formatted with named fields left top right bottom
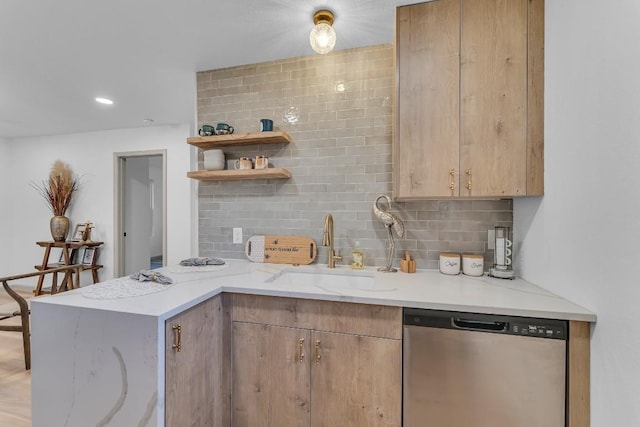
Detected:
left=298, top=338, right=305, bottom=362
left=315, top=340, right=321, bottom=364
left=449, top=169, right=456, bottom=194
left=172, top=324, right=182, bottom=352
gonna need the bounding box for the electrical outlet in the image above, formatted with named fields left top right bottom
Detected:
left=233, top=228, right=243, bottom=244
left=487, top=229, right=495, bottom=249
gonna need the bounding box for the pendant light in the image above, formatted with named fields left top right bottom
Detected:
left=310, top=10, right=336, bottom=55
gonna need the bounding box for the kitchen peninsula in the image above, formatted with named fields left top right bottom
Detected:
left=31, top=260, right=595, bottom=426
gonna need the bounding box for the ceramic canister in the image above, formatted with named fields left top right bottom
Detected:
left=439, top=253, right=461, bottom=275
left=462, top=254, right=484, bottom=277
left=203, top=149, right=225, bottom=170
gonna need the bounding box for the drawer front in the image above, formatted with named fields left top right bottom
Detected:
left=232, top=294, right=402, bottom=339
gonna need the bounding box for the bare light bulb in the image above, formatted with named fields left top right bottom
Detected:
left=310, top=10, right=336, bottom=55
left=310, top=23, right=336, bottom=54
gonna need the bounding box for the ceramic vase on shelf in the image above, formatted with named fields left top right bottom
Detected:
left=50, top=216, right=69, bottom=242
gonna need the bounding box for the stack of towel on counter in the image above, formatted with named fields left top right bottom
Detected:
left=130, top=270, right=174, bottom=285
left=128, top=258, right=226, bottom=286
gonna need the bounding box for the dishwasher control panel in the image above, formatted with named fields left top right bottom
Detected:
left=404, top=308, right=568, bottom=341
left=511, top=322, right=566, bottom=340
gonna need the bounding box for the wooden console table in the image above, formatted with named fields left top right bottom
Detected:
left=33, top=241, right=104, bottom=296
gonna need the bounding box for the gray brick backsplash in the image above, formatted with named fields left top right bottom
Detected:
left=196, top=44, right=513, bottom=271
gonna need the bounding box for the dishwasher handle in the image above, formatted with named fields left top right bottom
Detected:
left=452, top=318, right=508, bottom=332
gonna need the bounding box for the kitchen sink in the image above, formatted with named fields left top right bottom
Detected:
left=265, top=268, right=377, bottom=291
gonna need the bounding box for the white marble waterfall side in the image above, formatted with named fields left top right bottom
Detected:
left=31, top=303, right=161, bottom=426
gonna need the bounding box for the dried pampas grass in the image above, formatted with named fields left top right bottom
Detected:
left=32, top=160, right=79, bottom=216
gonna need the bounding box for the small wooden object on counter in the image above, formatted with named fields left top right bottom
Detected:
left=245, top=235, right=317, bottom=265
left=400, top=250, right=416, bottom=273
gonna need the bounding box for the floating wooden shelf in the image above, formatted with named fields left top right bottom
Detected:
left=187, top=131, right=291, bottom=150
left=187, top=168, right=292, bottom=181
left=186, top=131, right=293, bottom=181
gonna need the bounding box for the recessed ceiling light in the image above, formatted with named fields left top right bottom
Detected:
left=95, top=97, right=114, bottom=105
left=143, top=119, right=155, bottom=124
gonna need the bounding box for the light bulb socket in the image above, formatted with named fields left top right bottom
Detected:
left=313, top=10, right=334, bottom=26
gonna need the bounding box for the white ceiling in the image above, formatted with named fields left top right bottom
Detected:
left=0, top=0, right=413, bottom=139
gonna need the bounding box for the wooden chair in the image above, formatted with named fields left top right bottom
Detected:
left=0, top=264, right=82, bottom=370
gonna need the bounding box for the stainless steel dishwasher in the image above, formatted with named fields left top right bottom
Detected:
left=403, top=308, right=567, bottom=427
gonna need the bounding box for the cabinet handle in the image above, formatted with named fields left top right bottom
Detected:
left=298, top=338, right=305, bottom=363
left=465, top=169, right=472, bottom=191
left=449, top=169, right=456, bottom=194
left=315, top=340, right=321, bottom=364
left=172, top=324, right=182, bottom=352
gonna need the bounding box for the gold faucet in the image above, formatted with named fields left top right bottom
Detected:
left=322, top=213, right=342, bottom=268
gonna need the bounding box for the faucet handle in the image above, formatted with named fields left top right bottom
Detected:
left=327, top=250, right=342, bottom=268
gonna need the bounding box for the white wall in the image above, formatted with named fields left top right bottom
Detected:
left=0, top=137, right=10, bottom=270
left=8, top=124, right=193, bottom=285
left=514, top=1, right=640, bottom=425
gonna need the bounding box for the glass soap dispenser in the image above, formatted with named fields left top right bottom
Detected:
left=351, top=242, right=364, bottom=270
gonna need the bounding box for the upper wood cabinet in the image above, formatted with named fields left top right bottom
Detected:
left=394, top=0, right=544, bottom=199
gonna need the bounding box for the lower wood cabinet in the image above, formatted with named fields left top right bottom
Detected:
left=165, top=295, right=231, bottom=427
left=233, top=323, right=310, bottom=427
left=231, top=294, right=402, bottom=427
left=160, top=293, right=588, bottom=427
left=310, top=330, right=402, bottom=427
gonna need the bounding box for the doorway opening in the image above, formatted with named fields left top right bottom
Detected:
left=114, top=150, right=167, bottom=277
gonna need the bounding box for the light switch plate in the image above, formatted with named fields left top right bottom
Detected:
left=233, top=228, right=243, bottom=244
left=487, top=229, right=495, bottom=249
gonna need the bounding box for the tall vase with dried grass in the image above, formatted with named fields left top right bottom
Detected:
left=32, top=160, right=79, bottom=242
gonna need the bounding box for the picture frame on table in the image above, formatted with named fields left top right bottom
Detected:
left=71, top=223, right=88, bottom=242
left=58, top=248, right=78, bottom=265
left=82, top=247, right=97, bottom=265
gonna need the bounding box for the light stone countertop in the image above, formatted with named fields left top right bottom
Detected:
left=32, top=259, right=596, bottom=322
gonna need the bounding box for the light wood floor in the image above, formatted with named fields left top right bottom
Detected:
left=0, top=288, right=32, bottom=427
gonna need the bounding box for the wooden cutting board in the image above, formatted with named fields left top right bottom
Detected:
left=245, top=235, right=317, bottom=265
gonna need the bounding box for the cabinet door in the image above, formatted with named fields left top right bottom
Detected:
left=460, top=0, right=528, bottom=196
left=395, top=0, right=543, bottom=199
left=166, top=296, right=228, bottom=427
left=395, top=0, right=460, bottom=199
left=232, top=322, right=311, bottom=427
left=310, top=331, right=402, bottom=427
